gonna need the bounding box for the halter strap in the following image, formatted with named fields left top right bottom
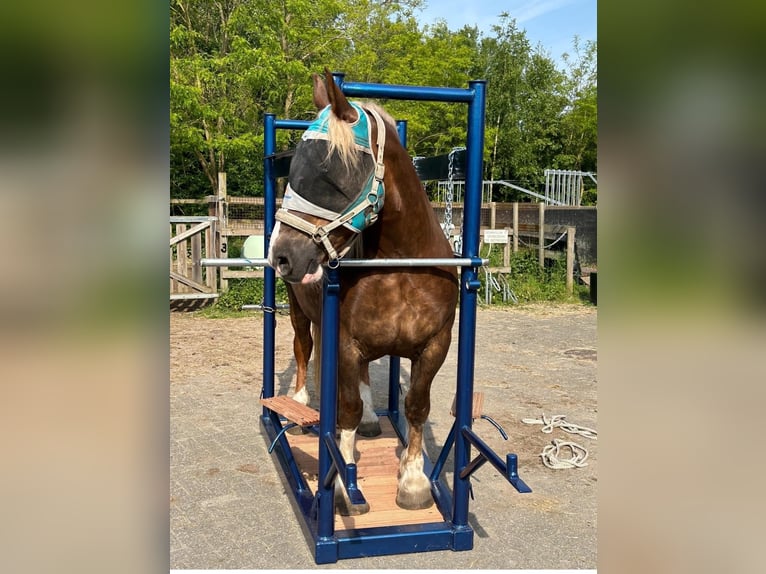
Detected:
left=275, top=104, right=387, bottom=262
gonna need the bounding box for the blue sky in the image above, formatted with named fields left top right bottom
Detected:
left=416, top=0, right=597, bottom=68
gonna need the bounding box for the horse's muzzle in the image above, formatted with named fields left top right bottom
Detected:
left=270, top=249, right=324, bottom=284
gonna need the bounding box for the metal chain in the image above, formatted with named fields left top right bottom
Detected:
left=442, top=151, right=455, bottom=239
left=443, top=147, right=466, bottom=246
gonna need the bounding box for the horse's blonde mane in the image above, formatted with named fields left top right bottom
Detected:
left=324, top=102, right=395, bottom=171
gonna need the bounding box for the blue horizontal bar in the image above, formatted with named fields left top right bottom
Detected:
left=335, top=522, right=459, bottom=560
left=275, top=119, right=312, bottom=130
left=340, top=81, right=476, bottom=103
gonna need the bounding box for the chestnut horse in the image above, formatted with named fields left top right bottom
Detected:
left=267, top=71, right=458, bottom=514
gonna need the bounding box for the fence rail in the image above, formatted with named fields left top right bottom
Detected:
left=169, top=216, right=220, bottom=303
left=170, top=194, right=596, bottom=304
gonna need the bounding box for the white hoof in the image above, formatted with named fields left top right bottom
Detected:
left=396, top=454, right=433, bottom=510
left=293, top=386, right=309, bottom=406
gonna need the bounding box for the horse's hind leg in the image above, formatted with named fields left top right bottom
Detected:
left=397, top=328, right=451, bottom=510
left=358, top=365, right=381, bottom=437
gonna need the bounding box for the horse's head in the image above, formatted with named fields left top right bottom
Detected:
left=267, top=70, right=387, bottom=284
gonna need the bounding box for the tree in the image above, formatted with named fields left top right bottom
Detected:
left=557, top=36, right=597, bottom=174
left=171, top=0, right=268, bottom=196
left=479, top=15, right=568, bottom=200
left=170, top=0, right=429, bottom=197
left=169, top=3, right=597, bottom=204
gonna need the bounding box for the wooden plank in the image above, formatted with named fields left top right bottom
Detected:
left=566, top=226, right=575, bottom=294
left=221, top=226, right=265, bottom=237
left=169, top=220, right=212, bottom=247
left=221, top=270, right=266, bottom=279
left=261, top=396, right=320, bottom=426
left=176, top=224, right=188, bottom=293
left=169, top=271, right=213, bottom=294
left=450, top=392, right=484, bottom=419
left=169, top=293, right=219, bottom=301
left=204, top=224, right=217, bottom=290
left=169, top=199, right=208, bottom=205
left=191, top=233, right=202, bottom=284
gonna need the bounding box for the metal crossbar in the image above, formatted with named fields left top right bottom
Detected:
left=201, top=257, right=487, bottom=268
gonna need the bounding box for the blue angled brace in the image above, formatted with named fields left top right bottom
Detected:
left=321, top=432, right=367, bottom=507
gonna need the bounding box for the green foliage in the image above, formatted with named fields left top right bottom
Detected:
left=555, top=37, right=598, bottom=173
left=205, top=278, right=290, bottom=315
left=479, top=247, right=590, bottom=305
left=170, top=2, right=597, bottom=203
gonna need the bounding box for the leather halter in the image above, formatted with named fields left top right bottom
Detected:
left=275, top=103, right=386, bottom=263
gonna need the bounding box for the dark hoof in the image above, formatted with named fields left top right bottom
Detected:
left=334, top=493, right=370, bottom=516
left=286, top=425, right=307, bottom=435
left=358, top=421, right=382, bottom=437
left=396, top=490, right=434, bottom=511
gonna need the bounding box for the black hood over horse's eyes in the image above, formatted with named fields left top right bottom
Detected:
left=288, top=139, right=375, bottom=214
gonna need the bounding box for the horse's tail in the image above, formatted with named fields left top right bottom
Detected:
left=312, top=321, right=322, bottom=397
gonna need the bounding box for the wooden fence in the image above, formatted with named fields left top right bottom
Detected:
left=170, top=196, right=595, bottom=302
left=169, top=216, right=220, bottom=306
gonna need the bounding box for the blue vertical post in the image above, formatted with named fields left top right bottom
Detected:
left=315, top=267, right=341, bottom=562
left=332, top=71, right=345, bottom=89
left=262, top=114, right=277, bottom=413
left=452, top=80, right=486, bottom=538
left=387, top=119, right=408, bottom=420
left=396, top=119, right=407, bottom=147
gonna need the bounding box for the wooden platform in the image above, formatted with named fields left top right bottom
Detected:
left=286, top=417, right=444, bottom=531
left=260, top=396, right=320, bottom=426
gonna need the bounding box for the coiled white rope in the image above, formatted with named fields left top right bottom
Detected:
left=522, top=414, right=597, bottom=469
left=521, top=413, right=598, bottom=439
left=540, top=439, right=590, bottom=469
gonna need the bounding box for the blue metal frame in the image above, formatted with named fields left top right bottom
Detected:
left=261, top=73, right=529, bottom=564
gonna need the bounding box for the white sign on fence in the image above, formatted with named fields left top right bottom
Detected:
left=483, top=229, right=509, bottom=244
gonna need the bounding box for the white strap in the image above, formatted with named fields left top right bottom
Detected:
left=282, top=183, right=341, bottom=221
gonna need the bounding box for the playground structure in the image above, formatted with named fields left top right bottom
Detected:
left=201, top=73, right=533, bottom=563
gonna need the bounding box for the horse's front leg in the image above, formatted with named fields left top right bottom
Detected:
left=358, top=364, right=381, bottom=437
left=397, top=328, right=451, bottom=510
left=286, top=287, right=313, bottom=406
left=334, top=355, right=370, bottom=515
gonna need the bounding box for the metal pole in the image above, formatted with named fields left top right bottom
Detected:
left=201, top=257, right=486, bottom=268
left=263, top=114, right=277, bottom=409
left=396, top=119, right=407, bottom=148
left=316, top=267, right=341, bottom=555
left=274, top=118, right=311, bottom=130
left=388, top=118, right=409, bottom=421
left=340, top=81, right=475, bottom=102
left=452, top=79, right=486, bottom=537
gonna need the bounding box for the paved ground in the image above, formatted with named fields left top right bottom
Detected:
left=170, top=304, right=597, bottom=569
